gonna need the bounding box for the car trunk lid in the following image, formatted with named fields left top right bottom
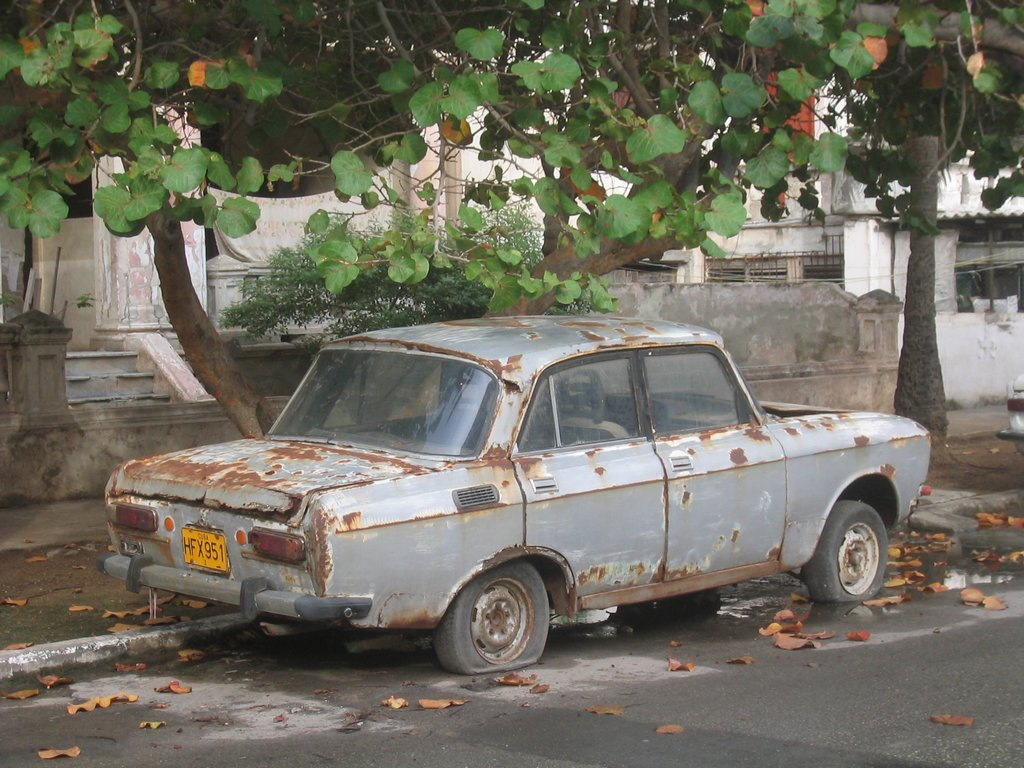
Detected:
left=107, top=438, right=431, bottom=521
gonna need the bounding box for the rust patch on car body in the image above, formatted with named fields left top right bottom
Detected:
left=339, top=511, right=363, bottom=532
left=785, top=427, right=800, bottom=437
left=854, top=435, right=870, bottom=447
left=730, top=448, right=748, bottom=465
left=880, top=463, right=896, bottom=478
left=744, top=427, right=772, bottom=442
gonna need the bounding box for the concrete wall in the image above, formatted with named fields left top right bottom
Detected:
left=937, top=312, right=1024, bottom=407
left=613, top=282, right=901, bottom=412
left=0, top=402, right=246, bottom=507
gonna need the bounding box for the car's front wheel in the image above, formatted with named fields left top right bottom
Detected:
left=802, top=500, right=887, bottom=602
left=434, top=561, right=549, bottom=675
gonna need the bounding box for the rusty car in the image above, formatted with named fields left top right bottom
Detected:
left=996, top=373, right=1024, bottom=455
left=99, top=316, right=931, bottom=674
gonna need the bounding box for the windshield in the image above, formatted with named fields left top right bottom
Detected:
left=269, top=348, right=499, bottom=457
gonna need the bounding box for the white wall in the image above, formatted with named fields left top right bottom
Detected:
left=937, top=312, right=1024, bottom=406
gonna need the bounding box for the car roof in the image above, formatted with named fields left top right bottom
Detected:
left=333, top=316, right=724, bottom=386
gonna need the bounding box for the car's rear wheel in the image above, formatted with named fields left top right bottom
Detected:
left=802, top=500, right=887, bottom=602
left=434, top=561, right=549, bottom=675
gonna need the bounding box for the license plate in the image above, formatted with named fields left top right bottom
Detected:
left=182, top=528, right=229, bottom=573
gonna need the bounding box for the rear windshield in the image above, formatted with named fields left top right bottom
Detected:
left=269, top=348, right=499, bottom=457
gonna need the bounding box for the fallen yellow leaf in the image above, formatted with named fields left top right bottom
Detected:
left=667, top=658, right=696, bottom=672
left=930, top=714, right=975, bottom=727
left=67, top=605, right=94, bottom=613
left=758, top=622, right=783, bottom=637
left=982, top=596, right=1007, bottom=611
left=38, top=747, right=81, bottom=759
left=177, top=649, right=205, bottom=663
left=586, top=705, right=625, bottom=716
left=25, top=556, right=47, bottom=563
left=418, top=698, right=466, bottom=709
left=4, top=642, right=34, bottom=651
left=154, top=681, right=192, bottom=694
left=138, top=721, right=165, bottom=729
left=960, top=587, right=986, bottom=606
left=1, top=689, right=39, bottom=700
left=496, top=672, right=537, bottom=686
left=1, top=597, right=28, bottom=607
left=655, top=724, right=685, bottom=734
left=380, top=695, right=408, bottom=709
left=726, top=656, right=755, bottom=665
left=529, top=683, right=549, bottom=694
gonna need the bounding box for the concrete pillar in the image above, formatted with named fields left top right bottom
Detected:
left=2, top=310, right=74, bottom=426
left=91, top=158, right=206, bottom=349
left=844, top=219, right=893, bottom=296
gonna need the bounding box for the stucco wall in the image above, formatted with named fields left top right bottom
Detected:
left=612, top=282, right=900, bottom=412
left=937, top=312, right=1024, bottom=407
left=0, top=402, right=246, bottom=507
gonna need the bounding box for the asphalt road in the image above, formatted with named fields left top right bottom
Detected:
left=2, top=541, right=1022, bottom=768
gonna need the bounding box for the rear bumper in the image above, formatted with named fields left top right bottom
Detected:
left=97, top=553, right=372, bottom=623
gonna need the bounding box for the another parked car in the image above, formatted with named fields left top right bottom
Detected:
left=997, top=374, right=1024, bottom=454
left=99, top=316, right=931, bottom=674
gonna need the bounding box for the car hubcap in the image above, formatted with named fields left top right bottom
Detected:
left=837, top=522, right=880, bottom=594
left=470, top=578, right=532, bottom=663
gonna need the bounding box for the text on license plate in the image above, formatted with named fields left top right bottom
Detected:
left=182, top=528, right=229, bottom=572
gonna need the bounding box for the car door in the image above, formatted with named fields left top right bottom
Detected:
left=641, top=347, right=787, bottom=579
left=512, top=353, right=666, bottom=597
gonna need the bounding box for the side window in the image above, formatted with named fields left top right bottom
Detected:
left=518, top=357, right=641, bottom=452
left=644, top=350, right=750, bottom=434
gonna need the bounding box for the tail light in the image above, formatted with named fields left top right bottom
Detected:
left=115, top=504, right=158, bottom=532
left=1008, top=397, right=1024, bottom=412
left=249, top=528, right=306, bottom=564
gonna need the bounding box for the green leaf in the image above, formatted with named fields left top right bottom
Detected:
left=459, top=203, right=485, bottom=232
left=511, top=52, right=580, bottom=92
left=147, top=60, right=179, bottom=88
left=316, top=243, right=361, bottom=292
left=72, top=28, right=114, bottom=67
left=745, top=15, right=795, bottom=47
left=65, top=97, right=101, bottom=128
left=600, top=195, right=646, bottom=239
left=830, top=31, right=876, bottom=79
left=217, top=196, right=261, bottom=237
left=268, top=163, right=295, bottom=184
left=701, top=236, right=726, bottom=260
left=236, top=157, right=264, bottom=196
left=626, top=114, right=686, bottom=164
left=409, top=82, right=444, bottom=127
left=810, top=132, right=847, bottom=172
left=855, top=22, right=888, bottom=39
left=745, top=146, right=790, bottom=188
left=721, top=73, right=766, bottom=119
left=25, top=189, right=68, bottom=238
left=122, top=182, right=166, bottom=221
left=555, top=279, right=582, bottom=305
left=161, top=147, right=209, bottom=193
left=455, top=28, right=504, bottom=61
left=443, top=74, right=484, bottom=119
left=206, top=153, right=236, bottom=190
left=0, top=37, right=23, bottom=80
left=797, top=0, right=836, bottom=19
left=99, top=103, right=131, bottom=134
left=229, top=62, right=283, bottom=103
left=331, top=151, right=373, bottom=196
left=19, top=49, right=58, bottom=87
left=705, top=192, right=747, bottom=237
left=522, top=0, right=545, bottom=10
left=542, top=131, right=582, bottom=167
left=379, top=59, right=415, bottom=94
left=900, top=21, right=935, bottom=48
left=776, top=68, right=821, bottom=102
left=204, top=61, right=231, bottom=89
left=395, top=133, right=428, bottom=164
left=306, top=209, right=330, bottom=234
left=688, top=80, right=726, bottom=126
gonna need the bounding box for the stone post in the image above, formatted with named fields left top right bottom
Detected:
left=4, top=310, right=75, bottom=427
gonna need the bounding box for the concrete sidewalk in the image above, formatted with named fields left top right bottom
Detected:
left=1, top=405, right=1021, bottom=681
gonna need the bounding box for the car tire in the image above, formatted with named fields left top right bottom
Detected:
left=433, top=561, right=549, bottom=675
left=802, top=500, right=887, bottom=603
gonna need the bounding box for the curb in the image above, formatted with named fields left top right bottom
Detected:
left=0, top=614, right=249, bottom=682
left=909, top=489, right=1024, bottom=534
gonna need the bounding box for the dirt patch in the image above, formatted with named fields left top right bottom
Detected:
left=0, top=541, right=232, bottom=649
left=928, top=434, right=1023, bottom=494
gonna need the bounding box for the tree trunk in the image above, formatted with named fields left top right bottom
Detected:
left=147, top=213, right=276, bottom=437
left=893, top=135, right=948, bottom=439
